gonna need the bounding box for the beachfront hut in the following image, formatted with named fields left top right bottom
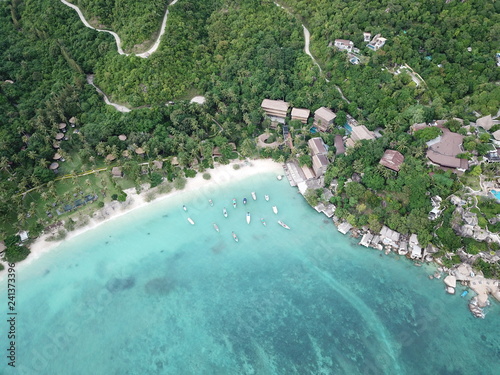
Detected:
left=18, top=231, right=29, bottom=242
left=111, top=167, right=123, bottom=177
left=55, top=133, right=65, bottom=140
left=53, top=153, right=62, bottom=160
left=171, top=156, right=179, bottom=166
left=122, top=150, right=130, bottom=158
left=379, top=150, right=405, bottom=172
left=49, top=162, right=59, bottom=172
left=118, top=134, right=127, bottom=141
left=212, top=147, right=222, bottom=157
left=153, top=160, right=163, bottom=169
left=106, top=154, right=117, bottom=162
left=59, top=123, right=67, bottom=132
left=69, top=117, right=77, bottom=125
left=135, top=147, right=145, bottom=157
left=53, top=141, right=61, bottom=149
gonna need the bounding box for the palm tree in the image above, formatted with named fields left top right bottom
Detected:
left=0, top=156, right=12, bottom=175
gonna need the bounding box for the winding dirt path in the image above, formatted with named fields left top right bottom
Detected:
left=86, top=75, right=131, bottom=113
left=60, top=0, right=179, bottom=58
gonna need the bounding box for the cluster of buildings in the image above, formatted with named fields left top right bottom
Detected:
left=333, top=32, right=387, bottom=64
left=412, top=114, right=500, bottom=172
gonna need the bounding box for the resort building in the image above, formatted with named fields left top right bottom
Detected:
left=363, top=32, right=371, bottom=42
left=411, top=122, right=428, bottom=133
left=334, top=39, right=354, bottom=52
left=313, top=107, right=336, bottom=132
left=111, top=167, right=123, bottom=177
left=349, top=125, right=376, bottom=144
left=261, top=99, right=290, bottom=124
left=476, top=115, right=493, bottom=131
left=379, top=226, right=401, bottom=247
left=426, top=128, right=468, bottom=171
left=308, top=137, right=328, bottom=156
left=367, top=34, right=387, bottom=51
left=334, top=135, right=345, bottom=155
left=291, top=108, right=310, bottom=124
left=312, top=154, right=329, bottom=177
left=379, top=150, right=404, bottom=172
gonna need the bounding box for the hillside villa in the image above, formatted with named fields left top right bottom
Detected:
left=313, top=107, right=336, bottom=132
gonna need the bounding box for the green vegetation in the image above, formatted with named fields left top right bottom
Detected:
left=202, top=173, right=211, bottom=180
left=1, top=0, right=500, bottom=274
left=67, top=0, right=167, bottom=51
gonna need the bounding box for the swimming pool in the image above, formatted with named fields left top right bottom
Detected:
left=491, top=189, right=500, bottom=201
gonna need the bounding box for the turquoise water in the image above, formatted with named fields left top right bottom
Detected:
left=2, top=172, right=500, bottom=374
left=491, top=189, right=500, bottom=201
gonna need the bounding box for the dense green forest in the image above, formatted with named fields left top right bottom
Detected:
left=0, top=0, right=499, bottom=271
left=279, top=0, right=500, bottom=125
left=67, top=0, right=168, bottom=51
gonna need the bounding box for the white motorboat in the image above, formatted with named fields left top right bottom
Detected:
left=277, top=175, right=283, bottom=180
left=232, top=198, right=237, bottom=208
left=209, top=199, right=214, bottom=206
left=251, top=192, right=257, bottom=200
left=261, top=218, right=267, bottom=226
left=183, top=205, right=187, bottom=211
left=213, top=223, right=219, bottom=232
left=246, top=212, right=251, bottom=224
left=232, top=232, right=239, bottom=242
left=278, top=220, right=290, bottom=230
left=187, top=217, right=195, bottom=225
left=223, top=208, right=228, bottom=218
left=272, top=206, right=278, bottom=214
left=264, top=195, right=269, bottom=201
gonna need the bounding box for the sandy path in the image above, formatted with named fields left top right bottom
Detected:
left=86, top=74, right=131, bottom=112
left=60, top=0, right=179, bottom=58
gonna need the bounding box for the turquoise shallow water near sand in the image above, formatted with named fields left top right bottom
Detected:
left=2, top=172, right=500, bottom=374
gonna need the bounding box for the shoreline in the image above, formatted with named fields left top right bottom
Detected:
left=0, top=159, right=283, bottom=279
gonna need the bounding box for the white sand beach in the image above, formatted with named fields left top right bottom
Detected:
left=0, top=159, right=283, bottom=277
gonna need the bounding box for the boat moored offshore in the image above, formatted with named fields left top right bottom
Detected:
left=272, top=206, right=278, bottom=214
left=246, top=212, right=251, bottom=224
left=243, top=197, right=247, bottom=205
left=223, top=208, right=228, bottom=218
left=187, top=217, right=195, bottom=225
left=251, top=192, right=257, bottom=200
left=278, top=220, right=290, bottom=230
left=261, top=218, right=267, bottom=226
left=213, top=223, right=220, bottom=232
left=232, top=232, right=239, bottom=242
left=233, top=198, right=237, bottom=208
left=265, top=195, right=269, bottom=201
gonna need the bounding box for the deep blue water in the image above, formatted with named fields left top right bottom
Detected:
left=1, top=171, right=499, bottom=374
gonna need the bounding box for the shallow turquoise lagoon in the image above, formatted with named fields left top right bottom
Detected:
left=2, top=172, right=500, bottom=374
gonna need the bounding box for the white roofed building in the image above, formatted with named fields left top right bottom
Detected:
left=334, top=39, right=354, bottom=52
left=367, top=34, right=387, bottom=51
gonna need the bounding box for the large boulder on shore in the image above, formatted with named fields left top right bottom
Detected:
left=444, top=275, right=457, bottom=288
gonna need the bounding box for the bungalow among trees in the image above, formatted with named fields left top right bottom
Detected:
left=476, top=115, right=493, bottom=131
left=379, top=150, right=404, bottom=172
left=308, top=137, right=330, bottom=177
left=367, top=34, right=387, bottom=50
left=346, top=125, right=375, bottom=147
